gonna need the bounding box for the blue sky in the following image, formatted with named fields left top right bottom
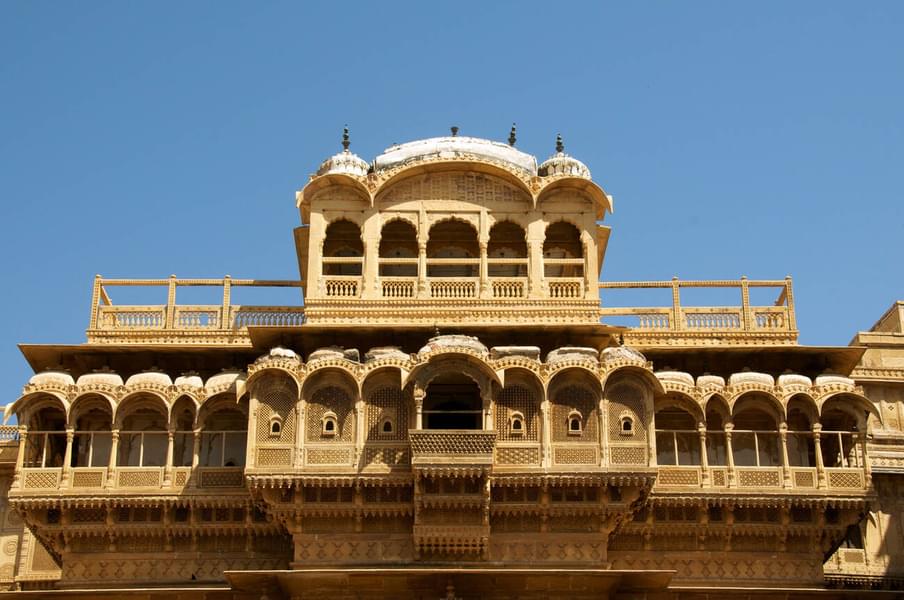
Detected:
left=1, top=2, right=902, bottom=403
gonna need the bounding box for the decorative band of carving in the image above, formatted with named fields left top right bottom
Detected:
left=610, top=446, right=646, bottom=465
left=553, top=446, right=597, bottom=465
left=257, top=446, right=293, bottom=467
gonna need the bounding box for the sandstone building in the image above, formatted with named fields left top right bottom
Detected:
left=1, top=131, right=903, bottom=598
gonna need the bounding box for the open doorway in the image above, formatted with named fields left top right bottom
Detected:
left=423, top=373, right=482, bottom=430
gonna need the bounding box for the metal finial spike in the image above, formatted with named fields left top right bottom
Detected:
left=555, top=133, right=564, bottom=153
left=341, top=126, right=350, bottom=151
left=450, top=126, right=459, bottom=137
left=508, top=123, right=517, bottom=146
left=434, top=323, right=441, bottom=338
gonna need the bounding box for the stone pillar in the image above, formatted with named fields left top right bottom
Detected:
left=417, top=242, right=428, bottom=298
left=725, top=423, right=735, bottom=488
left=780, top=423, right=791, bottom=488
left=698, top=423, right=709, bottom=486
left=861, top=431, right=872, bottom=487
left=479, top=241, right=489, bottom=298
left=414, top=386, right=425, bottom=430
left=107, top=429, right=119, bottom=486
left=13, top=426, right=27, bottom=488
left=192, top=429, right=202, bottom=468
left=355, top=399, right=365, bottom=466
left=163, top=429, right=175, bottom=485
left=482, top=388, right=493, bottom=430
left=540, top=399, right=551, bottom=468
left=526, top=220, right=545, bottom=298
left=813, top=424, right=826, bottom=489
left=361, top=237, right=379, bottom=299
left=61, top=428, right=74, bottom=486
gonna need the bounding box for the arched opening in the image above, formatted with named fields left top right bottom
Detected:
left=705, top=397, right=729, bottom=466
left=322, top=219, right=363, bottom=276
left=379, top=220, right=418, bottom=277
left=550, top=370, right=600, bottom=443
left=494, top=380, right=540, bottom=442
left=365, top=382, right=409, bottom=441
left=543, top=221, right=583, bottom=278
left=199, top=399, right=247, bottom=467
left=171, top=396, right=196, bottom=467
left=70, top=396, right=113, bottom=468
left=423, top=373, right=482, bottom=430
left=304, top=382, right=355, bottom=442
left=24, top=400, right=67, bottom=468
left=427, top=220, right=479, bottom=278
left=655, top=405, right=700, bottom=466
left=118, top=402, right=168, bottom=467
left=488, top=221, right=527, bottom=277
left=787, top=396, right=817, bottom=467
left=821, top=405, right=862, bottom=468
left=732, top=397, right=781, bottom=467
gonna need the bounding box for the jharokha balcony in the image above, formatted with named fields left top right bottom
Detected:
left=84, top=274, right=797, bottom=346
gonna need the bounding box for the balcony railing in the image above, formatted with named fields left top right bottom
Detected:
left=599, top=277, right=796, bottom=337
left=87, top=276, right=305, bottom=340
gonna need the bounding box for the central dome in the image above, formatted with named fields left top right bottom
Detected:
left=374, top=136, right=538, bottom=176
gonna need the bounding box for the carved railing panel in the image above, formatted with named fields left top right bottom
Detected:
left=409, top=430, right=496, bottom=465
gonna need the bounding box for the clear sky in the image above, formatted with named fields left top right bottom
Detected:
left=1, top=2, right=902, bottom=405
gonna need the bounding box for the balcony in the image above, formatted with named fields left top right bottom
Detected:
left=409, top=430, right=496, bottom=468
left=599, top=277, right=797, bottom=344
left=86, top=276, right=305, bottom=344
left=15, top=465, right=246, bottom=493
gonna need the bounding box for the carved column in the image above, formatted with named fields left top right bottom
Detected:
left=540, top=399, right=552, bottom=468
left=361, top=238, right=379, bottom=300
left=861, top=431, right=872, bottom=487
left=192, top=429, right=202, bottom=468
left=670, top=277, right=682, bottom=331
left=414, top=385, right=425, bottom=429
left=13, top=426, right=27, bottom=488
left=813, top=424, right=826, bottom=489
left=479, top=241, right=489, bottom=299
left=482, top=387, right=493, bottom=430
left=725, top=423, right=735, bottom=488
left=598, top=399, right=606, bottom=467
left=355, top=399, right=365, bottom=466
left=107, top=429, right=119, bottom=486
left=698, top=423, right=709, bottom=485
left=780, top=423, right=791, bottom=488
left=61, top=428, right=74, bottom=486
left=163, top=429, right=175, bottom=485
left=417, top=242, right=428, bottom=298
left=526, top=219, right=545, bottom=298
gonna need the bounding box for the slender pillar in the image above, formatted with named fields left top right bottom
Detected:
left=526, top=219, right=546, bottom=298
left=414, top=386, right=425, bottom=429
left=361, top=238, right=378, bottom=299
left=479, top=241, right=489, bottom=298
left=698, top=423, right=709, bottom=486
left=13, top=427, right=27, bottom=488
left=163, top=429, right=175, bottom=485
left=192, top=429, right=202, bottom=468
left=671, top=277, right=682, bottom=331
left=61, top=428, right=74, bottom=486
left=860, top=430, right=872, bottom=487
left=355, top=399, right=365, bottom=466
left=780, top=423, right=791, bottom=488
left=221, top=275, right=231, bottom=329
left=107, top=429, right=119, bottom=486
left=725, top=423, right=736, bottom=488
left=417, top=242, right=428, bottom=298
left=813, top=424, right=826, bottom=489
left=540, top=400, right=551, bottom=468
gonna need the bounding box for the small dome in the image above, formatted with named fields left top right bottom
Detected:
left=546, top=346, right=599, bottom=365
left=815, top=374, right=855, bottom=387
left=696, top=374, right=726, bottom=388
left=268, top=346, right=299, bottom=359
left=125, top=371, right=173, bottom=388
left=777, top=373, right=812, bottom=387
left=419, top=335, right=488, bottom=356
left=174, top=373, right=204, bottom=388
left=316, top=149, right=370, bottom=177
left=205, top=369, right=245, bottom=393
left=364, top=346, right=410, bottom=362
left=656, top=370, right=695, bottom=387
left=538, top=135, right=591, bottom=178
left=375, top=135, right=538, bottom=176
left=77, top=370, right=124, bottom=387
left=728, top=371, right=774, bottom=387
left=600, top=346, right=646, bottom=364
left=490, top=346, right=541, bottom=360
left=29, top=370, right=75, bottom=387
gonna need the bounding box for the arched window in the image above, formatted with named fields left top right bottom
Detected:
left=509, top=411, right=525, bottom=437
left=488, top=221, right=527, bottom=277
left=70, top=397, right=113, bottom=468
left=321, top=412, right=339, bottom=437
left=654, top=406, right=699, bottom=466
left=379, top=220, right=418, bottom=277
left=118, top=403, right=168, bottom=467
left=269, top=417, right=283, bottom=436
left=381, top=418, right=394, bottom=434
left=543, top=221, right=583, bottom=278
left=426, top=220, right=479, bottom=278
left=732, top=398, right=781, bottom=467
left=424, top=373, right=482, bottom=430
left=322, top=219, right=363, bottom=276
left=199, top=403, right=247, bottom=467
left=568, top=411, right=583, bottom=435
left=24, top=400, right=67, bottom=469
left=621, top=416, right=634, bottom=435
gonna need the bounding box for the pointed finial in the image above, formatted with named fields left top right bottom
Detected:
left=508, top=123, right=517, bottom=146
left=341, top=126, right=350, bottom=151
left=450, top=126, right=459, bottom=137
left=555, top=133, right=564, bottom=153
left=434, top=323, right=441, bottom=338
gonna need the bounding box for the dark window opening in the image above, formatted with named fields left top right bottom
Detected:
left=423, top=375, right=482, bottom=430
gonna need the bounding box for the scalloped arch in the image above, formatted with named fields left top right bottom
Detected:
left=5, top=392, right=69, bottom=425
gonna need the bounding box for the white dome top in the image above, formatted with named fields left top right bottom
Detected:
left=29, top=370, right=75, bottom=387
left=538, top=134, right=591, bottom=178
left=125, top=371, right=173, bottom=388
left=77, top=371, right=124, bottom=387
left=316, top=149, right=370, bottom=177
left=374, top=136, right=538, bottom=176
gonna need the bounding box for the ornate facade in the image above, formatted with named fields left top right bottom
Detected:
left=2, top=131, right=902, bottom=598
